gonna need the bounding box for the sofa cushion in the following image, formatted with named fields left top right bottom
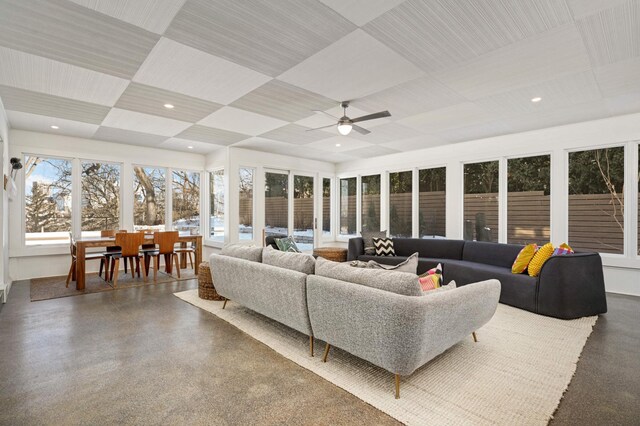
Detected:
left=315, top=257, right=422, bottom=296
left=462, top=241, right=523, bottom=268
left=444, top=261, right=537, bottom=312
left=373, top=237, right=395, bottom=256
left=262, top=246, right=315, bottom=275
left=367, top=252, right=418, bottom=274
left=392, top=238, right=465, bottom=260
left=221, top=243, right=262, bottom=262
left=356, top=254, right=449, bottom=275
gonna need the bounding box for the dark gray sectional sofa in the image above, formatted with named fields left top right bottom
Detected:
left=348, top=237, right=607, bottom=319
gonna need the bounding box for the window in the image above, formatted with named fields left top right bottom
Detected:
left=419, top=167, right=446, bottom=238
left=361, top=174, right=381, bottom=232
left=638, top=144, right=640, bottom=256
left=239, top=168, right=254, bottom=240
left=507, top=155, right=550, bottom=245
left=293, top=175, right=314, bottom=251
left=389, top=171, right=412, bottom=237
left=172, top=170, right=200, bottom=235
left=81, top=161, right=121, bottom=237
left=322, top=178, right=331, bottom=237
left=569, top=147, right=624, bottom=254
left=134, top=166, right=166, bottom=231
left=339, top=177, right=356, bottom=236
left=265, top=171, right=289, bottom=238
left=24, top=155, right=72, bottom=245
left=464, top=161, right=498, bottom=242
left=210, top=169, right=224, bottom=242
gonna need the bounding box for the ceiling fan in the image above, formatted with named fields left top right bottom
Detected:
left=307, top=101, right=391, bottom=136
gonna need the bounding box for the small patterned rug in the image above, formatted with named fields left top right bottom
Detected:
left=175, top=289, right=597, bottom=425
left=30, top=268, right=196, bottom=301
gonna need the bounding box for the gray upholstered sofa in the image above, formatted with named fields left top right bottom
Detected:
left=210, top=246, right=501, bottom=398
left=348, top=238, right=608, bottom=320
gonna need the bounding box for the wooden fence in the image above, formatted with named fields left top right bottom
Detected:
left=241, top=190, right=626, bottom=253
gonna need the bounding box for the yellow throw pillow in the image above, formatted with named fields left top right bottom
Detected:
left=528, top=242, right=554, bottom=277
left=511, top=243, right=538, bottom=274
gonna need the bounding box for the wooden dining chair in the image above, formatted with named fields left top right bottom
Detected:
left=173, top=242, right=196, bottom=270
left=141, top=231, right=181, bottom=282
left=65, top=232, right=106, bottom=288
left=100, top=229, right=127, bottom=237
left=108, top=232, right=147, bottom=287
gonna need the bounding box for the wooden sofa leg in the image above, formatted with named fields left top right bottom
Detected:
left=309, top=335, right=314, bottom=357
left=472, top=332, right=478, bottom=342
left=322, top=343, right=331, bottom=363
left=222, top=298, right=228, bottom=309
left=395, top=374, right=400, bottom=399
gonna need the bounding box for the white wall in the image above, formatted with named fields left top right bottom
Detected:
left=0, top=99, right=10, bottom=300
left=336, top=113, right=640, bottom=296
left=8, top=130, right=205, bottom=281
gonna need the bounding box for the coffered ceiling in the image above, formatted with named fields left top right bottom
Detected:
left=0, top=0, right=638, bottom=162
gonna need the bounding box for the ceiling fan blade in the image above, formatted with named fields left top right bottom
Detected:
left=312, top=110, right=340, bottom=120
left=351, top=110, right=391, bottom=123
left=352, top=124, right=371, bottom=135
left=306, top=124, right=336, bottom=131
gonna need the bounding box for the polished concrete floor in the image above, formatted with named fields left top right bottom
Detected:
left=0, top=280, right=638, bottom=425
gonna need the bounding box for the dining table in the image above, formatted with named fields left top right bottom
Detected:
left=73, top=234, right=203, bottom=290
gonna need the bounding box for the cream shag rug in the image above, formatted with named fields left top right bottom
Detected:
left=175, top=289, right=596, bottom=425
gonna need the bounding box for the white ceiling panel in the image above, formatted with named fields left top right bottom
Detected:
left=233, top=137, right=342, bottom=161
left=7, top=110, right=99, bottom=139
left=160, top=138, right=225, bottom=154
left=433, top=25, right=592, bottom=100
left=398, top=102, right=494, bottom=133
left=566, top=0, right=628, bottom=19
left=198, top=107, right=287, bottom=136
left=341, top=144, right=400, bottom=159
left=259, top=124, right=333, bottom=145
left=165, top=0, right=356, bottom=77
left=176, top=125, right=250, bottom=146
left=0, top=0, right=159, bottom=79
left=576, top=0, right=640, bottom=67
left=69, top=0, right=186, bottom=34
left=431, top=120, right=513, bottom=144
left=278, top=29, right=424, bottom=101
left=353, top=75, right=465, bottom=120
left=93, top=126, right=168, bottom=147
left=594, top=57, right=640, bottom=98
left=318, top=0, right=406, bottom=26
left=348, top=122, right=425, bottom=144
left=133, top=38, right=271, bottom=105
left=380, top=135, right=446, bottom=152
left=364, top=0, right=573, bottom=74
left=306, top=136, right=374, bottom=153
left=504, top=100, right=611, bottom=134
left=475, top=71, right=603, bottom=118
left=604, top=93, right=640, bottom=116
left=102, top=108, right=192, bottom=136
left=0, top=46, right=128, bottom=106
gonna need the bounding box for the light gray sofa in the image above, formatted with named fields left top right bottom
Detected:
left=210, top=246, right=501, bottom=398
left=307, top=259, right=501, bottom=398
left=210, top=248, right=316, bottom=355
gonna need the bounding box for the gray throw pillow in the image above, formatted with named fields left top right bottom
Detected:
left=360, top=230, right=387, bottom=255
left=315, top=257, right=422, bottom=297
left=367, top=252, right=418, bottom=274
left=262, top=246, right=315, bottom=274
left=221, top=243, right=263, bottom=262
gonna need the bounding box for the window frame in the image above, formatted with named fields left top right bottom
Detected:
left=237, top=166, right=256, bottom=244
left=132, top=163, right=169, bottom=232
left=336, top=175, right=358, bottom=241
left=207, top=167, right=225, bottom=247
left=319, top=175, right=335, bottom=242
left=79, top=158, right=124, bottom=236
left=461, top=158, right=501, bottom=243
left=170, top=167, right=202, bottom=235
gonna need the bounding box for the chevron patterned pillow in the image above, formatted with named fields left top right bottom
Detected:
left=373, top=237, right=395, bottom=256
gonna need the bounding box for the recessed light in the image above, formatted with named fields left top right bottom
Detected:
left=50, top=125, right=59, bottom=129
left=335, top=143, right=341, bottom=147
left=531, top=97, right=542, bottom=103
left=187, top=146, right=193, bottom=149
left=164, top=103, right=174, bottom=109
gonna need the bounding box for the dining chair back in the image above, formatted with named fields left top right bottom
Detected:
left=101, top=229, right=127, bottom=237
left=115, top=232, right=145, bottom=257
left=154, top=231, right=180, bottom=255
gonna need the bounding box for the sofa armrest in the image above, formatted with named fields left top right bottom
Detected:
left=307, top=276, right=500, bottom=375
left=536, top=253, right=607, bottom=319
left=347, top=237, right=365, bottom=261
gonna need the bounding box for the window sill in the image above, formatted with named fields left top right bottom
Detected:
left=11, top=245, right=69, bottom=257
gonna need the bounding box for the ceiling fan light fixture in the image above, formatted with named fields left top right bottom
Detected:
left=337, top=123, right=352, bottom=135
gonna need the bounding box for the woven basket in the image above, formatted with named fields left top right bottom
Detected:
left=198, top=262, right=223, bottom=301
left=313, top=247, right=348, bottom=263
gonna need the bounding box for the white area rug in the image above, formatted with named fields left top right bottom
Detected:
left=175, top=289, right=597, bottom=425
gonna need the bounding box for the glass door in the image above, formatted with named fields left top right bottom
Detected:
left=293, top=175, right=314, bottom=251
left=265, top=170, right=289, bottom=239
